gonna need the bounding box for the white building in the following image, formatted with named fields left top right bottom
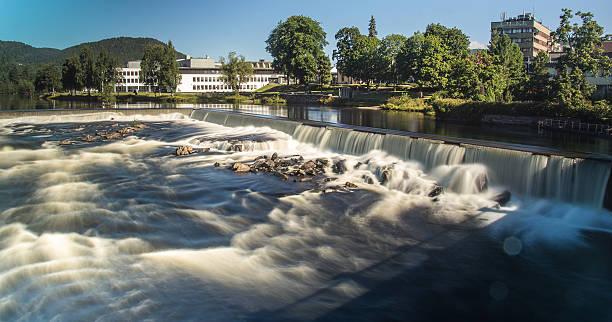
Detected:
left=116, top=61, right=147, bottom=92
left=115, top=57, right=283, bottom=93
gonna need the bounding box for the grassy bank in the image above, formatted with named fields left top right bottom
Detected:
left=380, top=95, right=432, bottom=113
left=46, top=92, right=287, bottom=105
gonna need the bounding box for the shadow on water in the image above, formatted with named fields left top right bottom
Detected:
left=253, top=213, right=612, bottom=322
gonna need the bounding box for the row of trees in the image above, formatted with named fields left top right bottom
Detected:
left=0, top=56, right=36, bottom=97
left=0, top=56, right=63, bottom=97
left=60, top=47, right=120, bottom=95
left=265, top=11, right=609, bottom=108
left=332, top=17, right=529, bottom=102
left=331, top=11, right=610, bottom=107
left=334, top=17, right=408, bottom=86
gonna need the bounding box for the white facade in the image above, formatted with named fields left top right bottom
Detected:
left=115, top=58, right=282, bottom=93
left=178, top=72, right=276, bottom=93
left=116, top=61, right=149, bottom=92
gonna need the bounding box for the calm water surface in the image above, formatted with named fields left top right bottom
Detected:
left=1, top=95, right=610, bottom=155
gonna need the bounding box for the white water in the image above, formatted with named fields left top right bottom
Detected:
left=192, top=109, right=611, bottom=208
left=0, top=111, right=610, bottom=321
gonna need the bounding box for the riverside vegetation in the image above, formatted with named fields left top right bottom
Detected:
left=2, top=8, right=610, bottom=122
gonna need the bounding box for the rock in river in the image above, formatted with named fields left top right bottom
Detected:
left=232, top=162, right=251, bottom=173
left=176, top=146, right=194, bottom=156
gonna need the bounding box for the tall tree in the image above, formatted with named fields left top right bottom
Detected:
left=266, top=16, right=328, bottom=85
left=446, top=55, right=481, bottom=99
left=368, top=16, right=378, bottom=38
left=220, top=52, right=254, bottom=94
left=61, top=56, right=83, bottom=95
left=315, top=51, right=332, bottom=85
left=488, top=32, right=526, bottom=101
left=397, top=24, right=470, bottom=90
left=397, top=32, right=450, bottom=90
left=552, top=9, right=611, bottom=107
left=374, top=34, right=407, bottom=85
left=424, top=23, right=470, bottom=57
left=333, top=27, right=362, bottom=81
left=34, top=64, right=61, bottom=93
left=161, top=41, right=181, bottom=95
left=78, top=46, right=96, bottom=95
left=95, top=50, right=119, bottom=93
left=333, top=24, right=380, bottom=86
left=140, top=43, right=165, bottom=94
left=354, top=35, right=380, bottom=86
left=524, top=52, right=551, bottom=101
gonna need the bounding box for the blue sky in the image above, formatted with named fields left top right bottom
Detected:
left=1, top=0, right=610, bottom=60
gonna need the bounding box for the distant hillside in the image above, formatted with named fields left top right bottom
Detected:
left=0, top=37, right=186, bottom=65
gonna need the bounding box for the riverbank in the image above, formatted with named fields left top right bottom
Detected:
left=45, top=92, right=288, bottom=105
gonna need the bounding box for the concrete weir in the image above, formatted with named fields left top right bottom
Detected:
left=191, top=109, right=612, bottom=209
left=1, top=108, right=610, bottom=209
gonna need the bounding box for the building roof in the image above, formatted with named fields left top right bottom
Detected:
left=603, top=41, right=612, bottom=56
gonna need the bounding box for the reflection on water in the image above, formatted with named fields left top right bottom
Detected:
left=1, top=95, right=610, bottom=155
left=204, top=104, right=612, bottom=156
left=0, top=112, right=610, bottom=321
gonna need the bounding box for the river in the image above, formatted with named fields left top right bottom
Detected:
left=1, top=95, right=611, bottom=156
left=0, top=109, right=610, bottom=321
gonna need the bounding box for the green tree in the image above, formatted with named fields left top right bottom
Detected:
left=368, top=16, right=378, bottom=38
left=424, top=23, right=470, bottom=57
left=333, top=22, right=379, bottom=86
left=61, top=56, right=84, bottom=95
left=397, top=24, right=470, bottom=90
left=315, top=51, right=332, bottom=85
left=552, top=9, right=611, bottom=107
left=78, top=46, right=96, bottom=95
left=266, top=16, right=328, bottom=85
left=374, top=34, right=407, bottom=85
left=220, top=52, right=254, bottom=94
left=489, top=32, right=526, bottom=101
left=16, top=79, right=34, bottom=97
left=446, top=55, right=481, bottom=99
left=333, top=27, right=362, bottom=81
left=160, top=41, right=181, bottom=95
left=140, top=43, right=165, bottom=94
left=474, top=51, right=510, bottom=102
left=398, top=32, right=449, bottom=90
left=354, top=35, right=380, bottom=86
left=524, top=52, right=551, bottom=101
left=34, top=64, right=61, bottom=93
left=95, top=50, right=119, bottom=93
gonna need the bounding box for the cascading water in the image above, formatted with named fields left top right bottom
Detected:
left=0, top=110, right=610, bottom=322
left=192, top=109, right=611, bottom=208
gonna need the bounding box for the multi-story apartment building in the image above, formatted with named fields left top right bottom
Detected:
left=491, top=13, right=552, bottom=62
left=115, top=57, right=283, bottom=93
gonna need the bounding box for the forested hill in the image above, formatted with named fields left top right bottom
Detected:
left=0, top=37, right=186, bottom=65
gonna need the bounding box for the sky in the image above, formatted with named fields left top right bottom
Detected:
left=1, top=0, right=610, bottom=61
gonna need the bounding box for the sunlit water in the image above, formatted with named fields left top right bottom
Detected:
left=1, top=94, right=610, bottom=155
left=0, top=112, right=610, bottom=321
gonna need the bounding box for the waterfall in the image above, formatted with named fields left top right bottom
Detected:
left=191, top=109, right=611, bottom=208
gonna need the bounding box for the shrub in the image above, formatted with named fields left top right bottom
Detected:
left=430, top=98, right=562, bottom=121
left=260, top=95, right=287, bottom=105
left=381, top=95, right=431, bottom=112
